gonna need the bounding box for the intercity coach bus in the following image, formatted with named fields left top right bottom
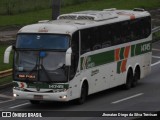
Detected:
left=4, top=8, right=152, bottom=104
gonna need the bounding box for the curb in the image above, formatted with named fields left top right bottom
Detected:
left=0, top=82, right=13, bottom=90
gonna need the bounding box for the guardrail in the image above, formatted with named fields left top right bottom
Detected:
left=0, top=69, right=12, bottom=78
left=152, top=26, right=160, bottom=34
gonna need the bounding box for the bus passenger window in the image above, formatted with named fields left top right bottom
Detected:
left=102, top=41, right=111, bottom=48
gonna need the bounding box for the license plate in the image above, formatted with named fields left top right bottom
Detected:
left=34, top=95, right=43, bottom=100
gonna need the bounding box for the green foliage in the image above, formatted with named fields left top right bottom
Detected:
left=0, top=0, right=90, bottom=15
left=1, top=0, right=158, bottom=15
left=0, top=0, right=52, bottom=15
left=0, top=0, right=160, bottom=27
left=153, top=31, right=160, bottom=42
left=0, top=76, right=12, bottom=85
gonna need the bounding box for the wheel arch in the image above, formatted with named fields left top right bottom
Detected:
left=123, top=65, right=134, bottom=89
left=126, top=65, right=134, bottom=82
left=126, top=65, right=133, bottom=76
left=80, top=78, right=89, bottom=96
left=134, top=64, right=141, bottom=79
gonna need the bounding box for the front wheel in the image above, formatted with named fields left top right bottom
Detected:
left=76, top=83, right=88, bottom=105
left=123, top=69, right=133, bottom=90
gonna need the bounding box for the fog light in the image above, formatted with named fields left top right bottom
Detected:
left=60, top=95, right=67, bottom=99
left=13, top=94, right=17, bottom=97
left=63, top=95, right=67, bottom=99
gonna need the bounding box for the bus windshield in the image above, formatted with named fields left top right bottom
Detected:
left=14, top=34, right=70, bottom=82
left=16, top=34, right=69, bottom=50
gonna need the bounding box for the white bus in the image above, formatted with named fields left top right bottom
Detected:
left=4, top=8, right=152, bottom=104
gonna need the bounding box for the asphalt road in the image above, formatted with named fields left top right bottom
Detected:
left=0, top=40, right=160, bottom=120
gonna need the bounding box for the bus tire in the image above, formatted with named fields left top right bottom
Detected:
left=76, top=82, right=88, bottom=105
left=30, top=100, right=40, bottom=104
left=123, top=68, right=133, bottom=90
left=132, top=66, right=140, bottom=87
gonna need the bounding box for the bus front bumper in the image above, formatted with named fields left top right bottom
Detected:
left=13, top=89, right=69, bottom=102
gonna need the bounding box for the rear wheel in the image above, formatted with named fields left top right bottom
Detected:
left=132, top=67, right=140, bottom=87
left=76, top=82, right=88, bottom=104
left=123, top=69, right=133, bottom=90
left=30, top=100, right=40, bottom=104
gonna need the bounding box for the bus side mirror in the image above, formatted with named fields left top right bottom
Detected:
left=65, top=48, right=72, bottom=66
left=4, top=45, right=12, bottom=64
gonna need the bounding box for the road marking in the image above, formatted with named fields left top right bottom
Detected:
left=152, top=56, right=160, bottom=59
left=10, top=102, right=30, bottom=109
left=0, top=99, right=14, bottom=104
left=111, top=93, right=144, bottom=104
left=0, top=94, right=13, bottom=99
left=152, top=48, right=160, bottom=51
left=151, top=61, right=160, bottom=67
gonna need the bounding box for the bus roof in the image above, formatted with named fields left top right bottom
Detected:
left=18, top=8, right=150, bottom=35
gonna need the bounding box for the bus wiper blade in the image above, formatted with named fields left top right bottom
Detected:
left=41, top=65, right=52, bottom=82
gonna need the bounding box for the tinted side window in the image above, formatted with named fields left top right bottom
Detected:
left=70, top=31, right=79, bottom=79
left=81, top=28, right=93, bottom=54
left=81, top=26, right=112, bottom=54
left=142, top=16, right=151, bottom=38
left=130, top=16, right=151, bottom=41
left=80, top=16, right=151, bottom=54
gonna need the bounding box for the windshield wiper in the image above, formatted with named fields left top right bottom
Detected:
left=16, top=50, right=52, bottom=82
left=40, top=65, right=52, bottom=82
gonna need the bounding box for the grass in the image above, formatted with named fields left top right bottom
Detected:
left=153, top=31, right=160, bottom=42
left=0, top=0, right=160, bottom=27
left=0, top=76, right=12, bottom=85
left=0, top=45, right=13, bottom=85
left=0, top=45, right=13, bottom=71
left=0, top=0, right=90, bottom=15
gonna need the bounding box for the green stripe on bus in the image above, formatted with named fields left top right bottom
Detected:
left=131, top=45, right=136, bottom=57
left=27, top=83, right=69, bottom=89
left=81, top=50, right=114, bottom=70
left=81, top=41, right=152, bottom=70
left=117, top=61, right=122, bottom=74
left=13, top=82, right=69, bottom=89
left=120, top=47, right=125, bottom=60
left=134, top=41, right=152, bottom=55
